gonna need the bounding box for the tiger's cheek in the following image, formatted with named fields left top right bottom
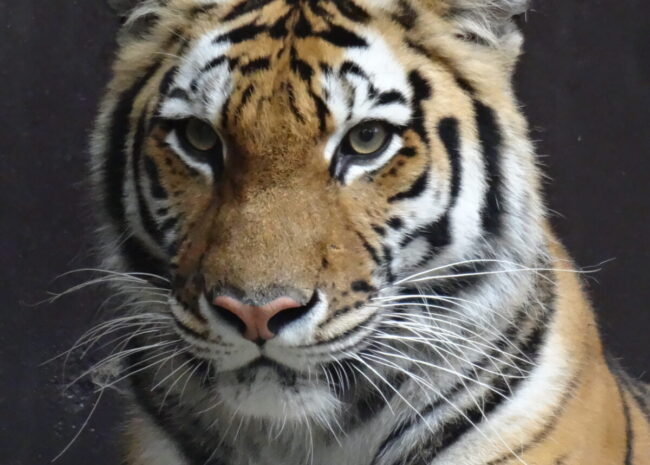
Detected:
left=143, top=129, right=216, bottom=268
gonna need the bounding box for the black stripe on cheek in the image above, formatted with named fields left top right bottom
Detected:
left=408, top=70, right=433, bottom=145
left=144, top=156, right=168, bottom=200
left=133, top=112, right=165, bottom=247
left=318, top=25, right=368, bottom=48
left=475, top=101, right=504, bottom=235
left=438, top=117, right=462, bottom=202
left=104, top=62, right=161, bottom=228
left=388, top=169, right=428, bottom=203
left=356, top=231, right=381, bottom=266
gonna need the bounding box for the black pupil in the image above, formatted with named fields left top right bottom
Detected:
left=359, top=126, right=379, bottom=143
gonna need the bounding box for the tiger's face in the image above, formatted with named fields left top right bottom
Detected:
left=96, top=0, right=534, bottom=420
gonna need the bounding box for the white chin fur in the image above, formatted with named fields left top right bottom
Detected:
left=215, top=367, right=341, bottom=422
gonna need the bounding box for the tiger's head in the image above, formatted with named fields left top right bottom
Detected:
left=94, top=0, right=543, bottom=422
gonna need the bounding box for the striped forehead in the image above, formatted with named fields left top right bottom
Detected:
left=158, top=15, right=413, bottom=131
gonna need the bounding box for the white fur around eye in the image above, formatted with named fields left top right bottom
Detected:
left=343, top=134, right=404, bottom=184
left=165, top=130, right=215, bottom=181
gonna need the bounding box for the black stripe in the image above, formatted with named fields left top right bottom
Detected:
left=340, top=60, right=368, bottom=79
left=104, top=62, right=160, bottom=225
left=398, top=146, right=417, bottom=158
left=144, top=155, right=168, bottom=199
left=376, top=90, right=408, bottom=106
left=239, top=84, right=256, bottom=108
left=608, top=357, right=650, bottom=423
left=392, top=0, right=418, bottom=29
left=404, top=312, right=553, bottom=465
left=290, top=48, right=314, bottom=81
left=168, top=87, right=189, bottom=101
left=240, top=56, right=271, bottom=75
left=285, top=82, right=306, bottom=124
left=438, top=117, right=462, bottom=201
left=159, top=217, right=178, bottom=234
left=617, top=379, right=634, bottom=465
left=222, top=0, right=275, bottom=21
left=475, top=101, right=504, bottom=235
left=132, top=112, right=164, bottom=246
left=330, top=0, right=371, bottom=23
left=423, top=262, right=487, bottom=298
left=375, top=285, right=555, bottom=464
left=408, top=70, right=433, bottom=145
left=351, top=370, right=408, bottom=427
left=387, top=217, right=404, bottom=230
left=221, top=93, right=233, bottom=128
left=269, top=11, right=292, bottom=38
left=486, top=371, right=582, bottom=465
left=310, top=90, right=330, bottom=133
left=356, top=231, right=381, bottom=265
left=388, top=169, right=428, bottom=203
left=351, top=280, right=376, bottom=293
left=102, top=62, right=168, bottom=279
left=200, top=55, right=227, bottom=74
left=213, top=22, right=266, bottom=44
left=318, top=24, right=367, bottom=48
left=128, top=349, right=227, bottom=465
left=187, top=4, right=220, bottom=19
left=158, top=66, right=178, bottom=97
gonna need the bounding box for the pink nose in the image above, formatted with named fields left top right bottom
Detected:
left=212, top=296, right=303, bottom=341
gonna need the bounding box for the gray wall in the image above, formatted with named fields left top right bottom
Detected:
left=1, top=1, right=648, bottom=464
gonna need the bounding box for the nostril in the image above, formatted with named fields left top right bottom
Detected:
left=267, top=292, right=319, bottom=336
left=211, top=292, right=318, bottom=342
left=213, top=303, right=247, bottom=335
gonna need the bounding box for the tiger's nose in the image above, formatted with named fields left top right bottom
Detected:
left=212, top=295, right=310, bottom=343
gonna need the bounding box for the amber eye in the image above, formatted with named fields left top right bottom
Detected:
left=344, top=121, right=391, bottom=156
left=183, top=118, right=220, bottom=152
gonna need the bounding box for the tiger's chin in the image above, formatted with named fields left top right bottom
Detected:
left=214, top=361, right=342, bottom=422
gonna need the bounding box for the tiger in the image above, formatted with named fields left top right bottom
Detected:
left=86, top=0, right=650, bottom=464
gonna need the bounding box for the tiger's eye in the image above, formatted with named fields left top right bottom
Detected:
left=184, top=118, right=219, bottom=152
left=347, top=122, right=390, bottom=155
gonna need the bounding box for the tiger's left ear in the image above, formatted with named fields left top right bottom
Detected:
left=423, top=0, right=530, bottom=64
left=439, top=0, right=531, bottom=56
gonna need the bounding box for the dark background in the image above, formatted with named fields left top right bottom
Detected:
left=1, top=1, right=648, bottom=463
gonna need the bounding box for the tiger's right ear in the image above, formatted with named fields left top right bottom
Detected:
left=107, top=0, right=146, bottom=17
